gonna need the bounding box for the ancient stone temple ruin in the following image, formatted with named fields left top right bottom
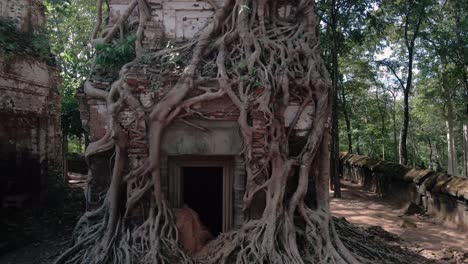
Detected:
left=80, top=0, right=314, bottom=237
left=0, top=0, right=62, bottom=207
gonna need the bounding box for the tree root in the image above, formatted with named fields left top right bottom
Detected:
left=333, top=217, right=434, bottom=264
left=197, top=209, right=359, bottom=264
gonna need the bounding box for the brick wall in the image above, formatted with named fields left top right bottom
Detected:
left=0, top=56, right=62, bottom=206
left=0, top=0, right=62, bottom=206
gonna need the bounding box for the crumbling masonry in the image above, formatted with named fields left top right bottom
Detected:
left=0, top=0, right=62, bottom=207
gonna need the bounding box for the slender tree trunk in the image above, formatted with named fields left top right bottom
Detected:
left=356, top=133, right=361, bottom=155
left=376, top=89, right=386, bottom=160
left=329, top=0, right=341, bottom=198
left=341, top=86, right=353, bottom=153
left=439, top=61, right=459, bottom=176
left=382, top=124, right=386, bottom=160
left=400, top=79, right=410, bottom=165
left=400, top=0, right=424, bottom=165
left=428, top=137, right=433, bottom=169
left=411, top=132, right=416, bottom=168
left=392, top=95, right=398, bottom=162
left=445, top=97, right=458, bottom=176
left=464, top=122, right=468, bottom=177
left=63, top=136, right=69, bottom=182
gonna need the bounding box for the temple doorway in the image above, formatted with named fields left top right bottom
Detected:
left=182, top=166, right=223, bottom=236
left=167, top=157, right=235, bottom=233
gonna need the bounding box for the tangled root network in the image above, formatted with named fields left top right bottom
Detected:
left=55, top=0, right=422, bottom=264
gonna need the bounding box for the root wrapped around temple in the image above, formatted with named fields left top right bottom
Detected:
left=55, top=0, right=416, bottom=263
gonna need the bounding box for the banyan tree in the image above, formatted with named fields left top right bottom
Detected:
left=56, top=0, right=418, bottom=263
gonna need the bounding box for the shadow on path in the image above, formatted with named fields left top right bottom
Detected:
left=331, top=180, right=468, bottom=263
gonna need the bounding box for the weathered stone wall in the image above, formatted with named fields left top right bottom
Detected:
left=340, top=153, right=468, bottom=231
left=0, top=57, right=62, bottom=206
left=0, top=0, right=46, bottom=32
left=108, top=0, right=225, bottom=42
left=0, top=0, right=62, bottom=207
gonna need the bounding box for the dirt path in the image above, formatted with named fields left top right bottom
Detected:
left=0, top=231, right=69, bottom=264
left=331, top=181, right=468, bottom=263
left=0, top=188, right=85, bottom=264
left=1, top=182, right=466, bottom=263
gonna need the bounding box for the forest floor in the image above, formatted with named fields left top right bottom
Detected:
left=331, top=180, right=468, bottom=264
left=0, top=187, right=85, bottom=264
left=0, top=181, right=466, bottom=264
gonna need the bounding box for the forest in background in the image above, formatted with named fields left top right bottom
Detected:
left=43, top=0, right=467, bottom=177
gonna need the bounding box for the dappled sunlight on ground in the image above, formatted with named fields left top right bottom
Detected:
left=331, top=180, right=467, bottom=262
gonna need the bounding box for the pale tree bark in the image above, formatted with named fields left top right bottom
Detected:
left=443, top=79, right=457, bottom=175
left=441, top=63, right=458, bottom=176
left=446, top=108, right=457, bottom=176
left=375, top=88, right=387, bottom=160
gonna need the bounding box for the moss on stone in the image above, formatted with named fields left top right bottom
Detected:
left=440, top=177, right=468, bottom=199
left=0, top=18, right=53, bottom=64
left=373, top=162, right=409, bottom=180
left=419, top=173, right=443, bottom=194
left=403, top=169, right=434, bottom=184
left=340, top=152, right=468, bottom=206
left=344, top=154, right=381, bottom=168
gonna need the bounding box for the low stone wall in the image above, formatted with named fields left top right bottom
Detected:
left=340, top=153, right=468, bottom=231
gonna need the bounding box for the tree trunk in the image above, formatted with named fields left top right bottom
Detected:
left=411, top=132, right=417, bottom=168
left=392, top=94, right=398, bottom=162
left=400, top=0, right=424, bottom=165
left=445, top=96, right=458, bottom=176
left=329, top=0, right=341, bottom=198
left=356, top=133, right=361, bottom=155
left=400, top=78, right=410, bottom=165
left=440, top=61, right=458, bottom=176
left=464, top=122, right=468, bottom=177
left=382, top=131, right=385, bottom=160
left=341, top=86, right=353, bottom=153
left=376, top=89, right=386, bottom=160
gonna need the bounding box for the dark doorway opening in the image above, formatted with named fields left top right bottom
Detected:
left=182, top=166, right=223, bottom=236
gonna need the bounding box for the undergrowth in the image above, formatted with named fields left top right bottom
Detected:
left=91, top=34, right=137, bottom=82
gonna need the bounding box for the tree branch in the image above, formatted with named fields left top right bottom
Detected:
left=377, top=60, right=406, bottom=90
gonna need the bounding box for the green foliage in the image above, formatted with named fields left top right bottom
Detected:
left=319, top=0, right=466, bottom=174
left=0, top=18, right=53, bottom=63
left=61, top=77, right=85, bottom=139
left=44, top=0, right=96, bottom=141
left=94, top=34, right=137, bottom=78
left=67, top=136, right=86, bottom=153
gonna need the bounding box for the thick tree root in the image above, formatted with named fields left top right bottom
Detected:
left=333, top=217, right=435, bottom=264
left=197, top=208, right=359, bottom=264
left=55, top=197, right=192, bottom=264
